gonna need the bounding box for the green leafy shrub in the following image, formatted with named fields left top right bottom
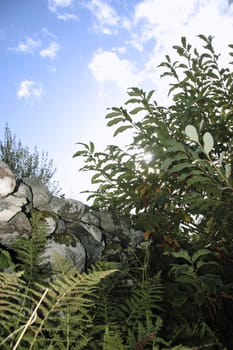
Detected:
left=74, top=35, right=233, bottom=349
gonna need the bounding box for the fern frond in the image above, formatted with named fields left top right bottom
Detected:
left=121, top=271, right=163, bottom=349
left=0, top=271, right=25, bottom=321
left=16, top=268, right=118, bottom=349
left=125, top=272, right=163, bottom=323
left=0, top=271, right=31, bottom=347
left=86, top=264, right=132, bottom=349
left=49, top=251, right=77, bottom=275
left=103, top=325, right=125, bottom=350
left=12, top=214, right=49, bottom=285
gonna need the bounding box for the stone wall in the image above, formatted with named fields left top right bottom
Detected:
left=0, top=161, right=144, bottom=271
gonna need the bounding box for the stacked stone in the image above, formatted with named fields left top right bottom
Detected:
left=0, top=161, right=144, bottom=272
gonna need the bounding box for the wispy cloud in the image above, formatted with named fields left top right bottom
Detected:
left=40, top=41, right=60, bottom=59
left=56, top=13, right=78, bottom=20
left=48, top=0, right=78, bottom=20
left=84, top=0, right=119, bottom=34
left=10, top=33, right=60, bottom=60
left=48, top=0, right=73, bottom=11
left=17, top=80, right=45, bottom=102
left=11, top=36, right=41, bottom=55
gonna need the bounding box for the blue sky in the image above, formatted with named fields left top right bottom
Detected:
left=1, top=0, right=233, bottom=203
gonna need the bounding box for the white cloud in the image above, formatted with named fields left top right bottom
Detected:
left=132, top=0, right=233, bottom=57
left=84, top=0, right=119, bottom=34
left=116, top=0, right=233, bottom=105
left=48, top=0, right=73, bottom=11
left=89, top=49, right=143, bottom=89
left=40, top=41, right=60, bottom=59
left=12, top=36, right=41, bottom=54
left=112, top=46, right=127, bottom=54
left=135, top=0, right=197, bottom=27
left=56, top=13, right=78, bottom=20
left=48, top=0, right=78, bottom=20
left=149, top=1, right=232, bottom=70
left=17, top=80, right=45, bottom=102
left=10, top=34, right=60, bottom=61
left=89, top=0, right=233, bottom=108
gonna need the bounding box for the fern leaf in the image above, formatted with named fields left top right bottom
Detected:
left=21, top=269, right=118, bottom=349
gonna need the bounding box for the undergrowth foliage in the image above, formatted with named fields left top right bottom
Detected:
left=0, top=223, right=165, bottom=349
left=0, top=218, right=118, bottom=349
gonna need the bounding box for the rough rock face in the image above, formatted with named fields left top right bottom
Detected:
left=0, top=161, right=16, bottom=199
left=0, top=163, right=144, bottom=272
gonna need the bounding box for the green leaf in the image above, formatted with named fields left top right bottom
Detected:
left=160, top=72, right=174, bottom=78
left=167, top=139, right=186, bottom=153
left=187, top=175, right=210, bottom=186
left=165, top=54, right=171, bottom=62
left=75, top=142, right=90, bottom=149
left=159, top=159, right=173, bottom=171
left=72, top=150, right=88, bottom=158
left=91, top=173, right=104, bottom=184
left=113, top=125, right=133, bottom=137
left=125, top=98, right=142, bottom=104
left=169, top=162, right=194, bottom=173
left=181, top=36, right=186, bottom=48
left=185, top=125, right=199, bottom=143
left=197, top=34, right=210, bottom=43
left=90, top=141, right=95, bottom=153
left=177, top=170, right=202, bottom=182
left=129, top=106, right=145, bottom=115
left=103, top=163, right=115, bottom=172
left=127, top=87, right=143, bottom=96
left=161, top=154, right=188, bottom=171
left=175, top=275, right=198, bottom=287
left=196, top=261, right=219, bottom=271
left=106, top=117, right=124, bottom=127
left=146, top=90, right=155, bottom=101
left=200, top=274, right=223, bottom=294
left=192, top=249, right=210, bottom=262
left=0, top=249, right=14, bottom=269
left=105, top=111, right=122, bottom=119
left=173, top=45, right=185, bottom=55
left=203, top=132, right=214, bottom=155
left=207, top=71, right=219, bottom=79
left=171, top=250, right=192, bottom=263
